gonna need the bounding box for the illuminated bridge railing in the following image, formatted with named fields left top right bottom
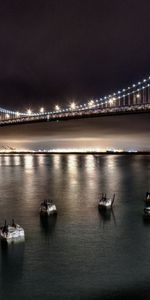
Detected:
left=0, top=74, right=150, bottom=125
left=0, top=103, right=150, bottom=126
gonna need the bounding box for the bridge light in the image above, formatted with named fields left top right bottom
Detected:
left=136, top=93, right=140, bottom=98
left=6, top=113, right=10, bottom=119
left=70, top=102, right=76, bottom=110
left=88, top=100, right=94, bottom=107
left=16, top=112, right=20, bottom=117
left=27, top=109, right=32, bottom=115
left=55, top=105, right=60, bottom=111
left=109, top=98, right=113, bottom=105
left=40, top=107, right=44, bottom=113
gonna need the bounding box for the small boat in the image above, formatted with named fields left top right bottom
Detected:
left=98, top=193, right=115, bottom=209
left=0, top=220, right=25, bottom=243
left=40, top=199, right=57, bottom=215
left=145, top=192, right=150, bottom=203
left=143, top=206, right=150, bottom=218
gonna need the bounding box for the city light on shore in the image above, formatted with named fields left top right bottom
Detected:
left=0, top=147, right=140, bottom=154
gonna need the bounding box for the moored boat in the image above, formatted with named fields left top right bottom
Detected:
left=143, top=206, right=150, bottom=218
left=0, top=220, right=25, bottom=243
left=145, top=192, right=150, bottom=203
left=98, top=193, right=115, bottom=209
left=40, top=199, right=57, bottom=215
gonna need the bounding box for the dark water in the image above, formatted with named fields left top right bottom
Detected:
left=0, top=154, right=150, bottom=300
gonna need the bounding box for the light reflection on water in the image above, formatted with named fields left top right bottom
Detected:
left=14, top=155, right=21, bottom=166
left=24, top=154, right=34, bottom=169
left=0, top=154, right=149, bottom=300
left=53, top=154, right=61, bottom=170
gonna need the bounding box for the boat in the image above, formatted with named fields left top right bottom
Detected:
left=145, top=192, right=150, bottom=203
left=98, top=193, right=115, bottom=209
left=40, top=199, right=57, bottom=215
left=143, top=206, right=150, bottom=218
left=0, top=220, right=25, bottom=243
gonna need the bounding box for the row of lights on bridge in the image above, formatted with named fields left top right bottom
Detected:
left=23, top=101, right=94, bottom=116
left=4, top=93, right=141, bottom=119
left=4, top=101, right=99, bottom=118
left=26, top=93, right=141, bottom=116
left=2, top=93, right=140, bottom=119
left=2, top=74, right=150, bottom=118
left=26, top=99, right=110, bottom=116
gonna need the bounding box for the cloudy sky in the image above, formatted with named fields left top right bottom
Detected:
left=0, top=0, right=150, bottom=150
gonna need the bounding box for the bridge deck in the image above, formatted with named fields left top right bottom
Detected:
left=0, top=104, right=150, bottom=127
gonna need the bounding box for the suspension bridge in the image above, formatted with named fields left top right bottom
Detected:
left=0, top=75, right=150, bottom=127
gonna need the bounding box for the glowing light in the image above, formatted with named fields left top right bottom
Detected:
left=16, top=112, right=20, bottom=117
left=27, top=109, right=32, bottom=115
left=88, top=100, right=94, bottom=107
left=136, top=93, right=140, bottom=98
left=70, top=102, right=76, bottom=110
left=6, top=114, right=10, bottom=119
left=55, top=105, right=60, bottom=111
left=109, top=98, right=116, bottom=104
left=109, top=99, right=113, bottom=104
left=40, top=107, right=44, bottom=113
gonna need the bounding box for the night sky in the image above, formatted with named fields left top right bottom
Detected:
left=0, top=0, right=150, bottom=150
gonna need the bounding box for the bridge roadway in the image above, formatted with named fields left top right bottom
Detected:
left=0, top=103, right=150, bottom=127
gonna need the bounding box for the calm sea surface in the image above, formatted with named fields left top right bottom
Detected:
left=0, top=154, right=150, bottom=300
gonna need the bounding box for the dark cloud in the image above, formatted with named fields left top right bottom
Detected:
left=0, top=0, right=150, bottom=109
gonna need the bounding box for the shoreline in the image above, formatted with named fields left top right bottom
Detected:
left=0, top=151, right=149, bottom=155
